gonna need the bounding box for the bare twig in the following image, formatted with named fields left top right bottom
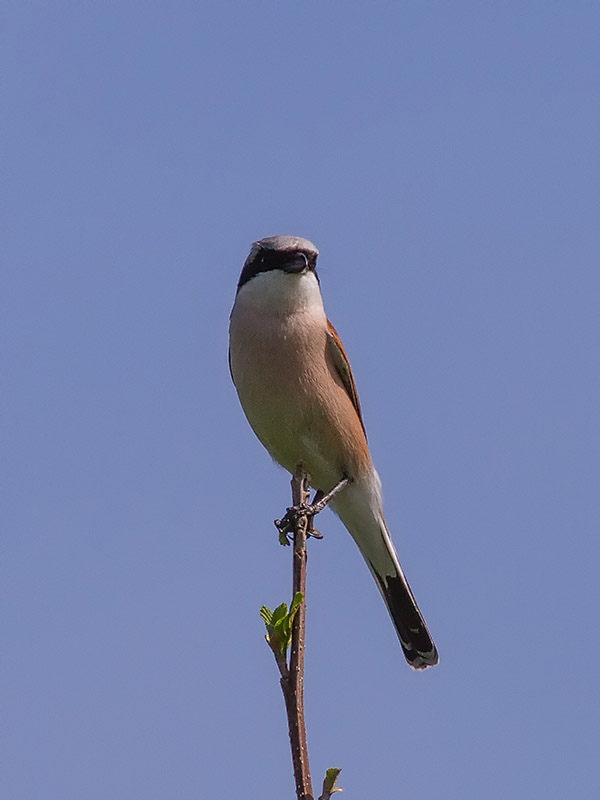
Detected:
left=263, top=466, right=344, bottom=800
left=282, top=465, right=313, bottom=800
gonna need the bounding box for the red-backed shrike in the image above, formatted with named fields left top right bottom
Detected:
left=229, top=235, right=438, bottom=669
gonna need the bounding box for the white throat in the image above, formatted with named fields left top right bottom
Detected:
left=234, top=269, right=325, bottom=318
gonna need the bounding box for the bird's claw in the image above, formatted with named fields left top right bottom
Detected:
left=274, top=502, right=323, bottom=544
left=273, top=476, right=351, bottom=544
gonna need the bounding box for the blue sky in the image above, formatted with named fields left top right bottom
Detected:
left=3, top=2, right=599, bottom=798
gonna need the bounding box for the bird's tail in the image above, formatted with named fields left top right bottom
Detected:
left=331, top=478, right=439, bottom=670
left=368, top=548, right=439, bottom=669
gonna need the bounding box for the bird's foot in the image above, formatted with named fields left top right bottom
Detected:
left=274, top=502, right=313, bottom=545
left=305, top=490, right=324, bottom=539
left=273, top=476, right=351, bottom=544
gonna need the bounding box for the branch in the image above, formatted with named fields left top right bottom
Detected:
left=284, top=465, right=312, bottom=799
left=261, top=466, right=343, bottom=800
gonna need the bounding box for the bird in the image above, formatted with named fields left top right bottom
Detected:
left=228, top=235, right=438, bottom=669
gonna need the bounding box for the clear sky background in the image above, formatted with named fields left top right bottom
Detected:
left=3, top=3, right=599, bottom=798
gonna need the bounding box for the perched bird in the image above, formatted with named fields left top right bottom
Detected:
left=229, top=235, right=438, bottom=669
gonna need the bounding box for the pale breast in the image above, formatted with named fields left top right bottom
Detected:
left=229, top=273, right=371, bottom=490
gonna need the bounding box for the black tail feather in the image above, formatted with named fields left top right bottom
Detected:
left=373, top=569, right=439, bottom=670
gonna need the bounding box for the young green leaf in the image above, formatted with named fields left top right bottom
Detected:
left=259, top=593, right=305, bottom=656
left=259, top=605, right=273, bottom=626
left=319, top=767, right=343, bottom=799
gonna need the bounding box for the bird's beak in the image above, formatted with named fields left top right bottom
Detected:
left=283, top=252, right=309, bottom=274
